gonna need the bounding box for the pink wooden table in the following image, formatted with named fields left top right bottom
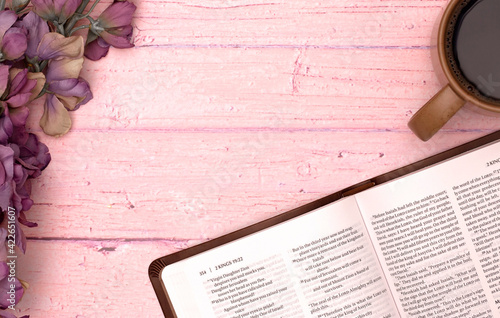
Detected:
left=14, top=0, right=498, bottom=316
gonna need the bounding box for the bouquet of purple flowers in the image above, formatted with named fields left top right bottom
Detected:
left=0, top=0, right=136, bottom=316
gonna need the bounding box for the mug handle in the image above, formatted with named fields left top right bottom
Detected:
left=408, top=84, right=466, bottom=141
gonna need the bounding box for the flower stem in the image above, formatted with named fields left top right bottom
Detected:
left=14, top=0, right=30, bottom=14
left=76, top=0, right=91, bottom=14
left=65, top=14, right=81, bottom=35
left=68, top=25, right=90, bottom=36
left=65, top=0, right=100, bottom=35
left=35, top=84, right=49, bottom=100
left=39, top=60, right=48, bottom=72
left=0, top=0, right=5, bottom=11
left=83, top=0, right=102, bottom=18
left=16, top=8, right=31, bottom=15
left=65, top=0, right=90, bottom=33
left=54, top=22, right=65, bottom=35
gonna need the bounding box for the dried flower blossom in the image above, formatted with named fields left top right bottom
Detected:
left=10, top=130, right=51, bottom=225
left=37, top=32, right=84, bottom=60
left=15, top=12, right=50, bottom=60
left=40, top=56, right=92, bottom=136
left=85, top=1, right=136, bottom=60
left=0, top=119, right=50, bottom=255
left=31, top=0, right=82, bottom=24
left=0, top=1, right=135, bottom=315
left=0, top=10, right=27, bottom=62
left=0, top=66, right=45, bottom=144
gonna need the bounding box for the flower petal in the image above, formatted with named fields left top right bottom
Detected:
left=0, top=163, right=5, bottom=188
left=99, top=1, right=137, bottom=29
left=0, top=229, right=7, bottom=260
left=0, top=64, right=9, bottom=96
left=54, top=0, right=82, bottom=23
left=84, top=38, right=110, bottom=61
left=10, top=122, right=28, bottom=146
left=31, top=0, right=57, bottom=22
left=19, top=133, right=51, bottom=175
left=7, top=68, right=28, bottom=97
left=0, top=181, right=13, bottom=212
left=0, top=145, right=14, bottom=179
left=50, top=78, right=92, bottom=110
left=40, top=94, right=72, bottom=136
left=106, top=25, right=133, bottom=37
left=37, top=32, right=84, bottom=60
left=27, top=72, right=46, bottom=102
left=8, top=68, right=34, bottom=97
left=0, top=10, right=18, bottom=43
left=0, top=107, right=14, bottom=144
left=0, top=309, right=19, bottom=318
left=16, top=11, right=50, bottom=59
left=6, top=93, right=31, bottom=108
left=46, top=57, right=84, bottom=82
left=1, top=27, right=28, bottom=60
left=0, top=262, right=8, bottom=281
left=18, top=211, right=37, bottom=227
left=100, top=30, right=134, bottom=49
left=4, top=69, right=43, bottom=108
left=8, top=106, right=29, bottom=128
left=18, top=178, right=33, bottom=212
left=12, top=162, right=27, bottom=190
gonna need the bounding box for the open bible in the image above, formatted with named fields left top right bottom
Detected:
left=149, top=131, right=500, bottom=318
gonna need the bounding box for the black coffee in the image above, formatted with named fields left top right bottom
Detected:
left=448, top=0, right=500, bottom=102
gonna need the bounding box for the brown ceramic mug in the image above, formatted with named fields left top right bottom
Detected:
left=408, top=0, right=500, bottom=141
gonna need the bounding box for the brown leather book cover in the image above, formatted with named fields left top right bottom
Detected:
left=149, top=130, right=500, bottom=317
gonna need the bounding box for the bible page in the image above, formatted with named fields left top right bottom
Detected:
left=161, top=196, right=399, bottom=318
left=355, top=139, right=500, bottom=318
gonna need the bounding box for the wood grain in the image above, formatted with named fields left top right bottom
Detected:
left=17, top=240, right=170, bottom=317
left=132, top=0, right=445, bottom=47
left=24, top=131, right=489, bottom=241
left=12, top=0, right=498, bottom=317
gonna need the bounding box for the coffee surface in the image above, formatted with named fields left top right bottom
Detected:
left=454, top=0, right=500, bottom=100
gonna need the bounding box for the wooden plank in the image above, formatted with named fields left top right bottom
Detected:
left=12, top=0, right=498, bottom=316
left=15, top=240, right=174, bottom=317
left=23, top=130, right=491, bottom=241
left=25, top=47, right=500, bottom=132
left=132, top=0, right=446, bottom=47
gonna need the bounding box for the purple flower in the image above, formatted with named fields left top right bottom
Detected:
left=0, top=10, right=28, bottom=61
left=0, top=112, right=13, bottom=147
left=15, top=12, right=50, bottom=60
left=9, top=130, right=51, bottom=220
left=0, top=65, right=45, bottom=144
left=37, top=32, right=84, bottom=61
left=85, top=1, right=136, bottom=61
left=0, top=123, right=50, bottom=251
left=31, top=0, right=82, bottom=24
left=40, top=57, right=92, bottom=136
left=15, top=134, right=51, bottom=180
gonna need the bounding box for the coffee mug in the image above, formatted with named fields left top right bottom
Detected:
left=408, top=0, right=500, bottom=141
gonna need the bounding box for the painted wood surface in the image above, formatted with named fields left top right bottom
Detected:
left=14, top=0, right=498, bottom=317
